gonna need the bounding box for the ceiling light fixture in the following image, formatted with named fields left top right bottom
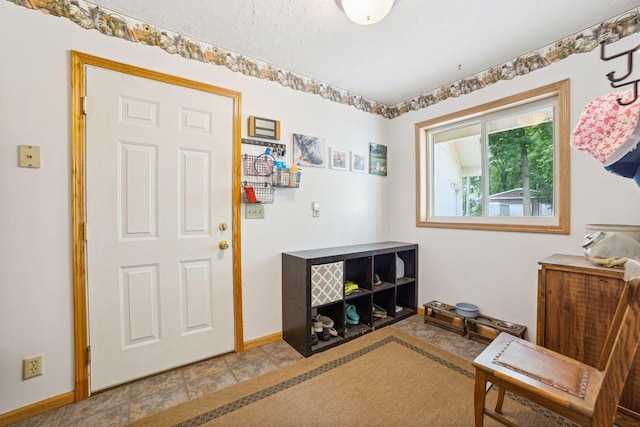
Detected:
left=337, top=0, right=395, bottom=25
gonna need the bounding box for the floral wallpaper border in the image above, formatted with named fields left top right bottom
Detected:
left=7, top=0, right=640, bottom=119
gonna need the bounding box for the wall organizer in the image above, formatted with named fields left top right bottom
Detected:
left=242, top=138, right=286, bottom=157
left=241, top=152, right=275, bottom=204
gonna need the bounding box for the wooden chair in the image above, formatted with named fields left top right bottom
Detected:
left=472, top=258, right=640, bottom=427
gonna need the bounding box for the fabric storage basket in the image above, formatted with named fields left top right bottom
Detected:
left=311, top=261, right=343, bottom=307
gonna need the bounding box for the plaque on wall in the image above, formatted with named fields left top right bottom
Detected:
left=248, top=116, right=280, bottom=140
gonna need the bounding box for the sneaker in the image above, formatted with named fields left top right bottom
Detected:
left=311, top=316, right=323, bottom=332
left=344, top=281, right=359, bottom=295
left=310, top=327, right=318, bottom=345
left=317, top=328, right=331, bottom=341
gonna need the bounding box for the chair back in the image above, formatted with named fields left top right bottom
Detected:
left=593, top=258, right=640, bottom=424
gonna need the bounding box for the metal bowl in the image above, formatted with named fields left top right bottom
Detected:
left=496, top=321, right=518, bottom=330
left=430, top=301, right=447, bottom=308
left=455, top=302, right=479, bottom=318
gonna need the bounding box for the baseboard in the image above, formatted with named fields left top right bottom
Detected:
left=417, top=306, right=425, bottom=316
left=243, top=332, right=283, bottom=350
left=0, top=391, right=74, bottom=426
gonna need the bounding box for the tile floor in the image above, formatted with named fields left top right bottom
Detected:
left=10, top=314, right=488, bottom=427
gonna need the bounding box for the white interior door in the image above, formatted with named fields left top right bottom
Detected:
left=85, top=65, right=235, bottom=392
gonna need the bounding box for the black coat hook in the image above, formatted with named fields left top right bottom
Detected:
left=600, top=41, right=640, bottom=106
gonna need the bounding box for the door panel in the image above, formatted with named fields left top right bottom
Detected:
left=86, top=65, right=235, bottom=392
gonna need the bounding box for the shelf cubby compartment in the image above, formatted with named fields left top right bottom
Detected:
left=345, top=256, right=373, bottom=290
left=397, top=250, right=416, bottom=280
left=373, top=253, right=395, bottom=284
left=396, top=281, right=417, bottom=312
left=372, top=288, right=394, bottom=328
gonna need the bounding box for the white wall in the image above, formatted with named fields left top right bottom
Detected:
left=389, top=33, right=640, bottom=343
left=0, top=2, right=390, bottom=413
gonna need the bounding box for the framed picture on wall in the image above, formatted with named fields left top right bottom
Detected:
left=350, top=151, right=366, bottom=173
left=330, top=148, right=347, bottom=170
left=369, top=143, right=387, bottom=176
left=292, top=133, right=326, bottom=168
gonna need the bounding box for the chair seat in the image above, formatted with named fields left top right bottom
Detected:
left=493, top=338, right=589, bottom=398
left=473, top=333, right=602, bottom=419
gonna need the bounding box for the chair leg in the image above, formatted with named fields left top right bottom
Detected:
left=495, top=386, right=505, bottom=414
left=474, top=369, right=487, bottom=427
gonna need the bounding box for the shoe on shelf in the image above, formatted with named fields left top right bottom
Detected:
left=310, top=327, right=318, bottom=345
left=373, top=303, right=387, bottom=319
left=316, top=314, right=334, bottom=328
left=373, top=274, right=382, bottom=286
left=345, top=303, right=360, bottom=325
left=311, top=316, right=323, bottom=332
left=344, top=281, right=359, bottom=296
left=317, top=328, right=331, bottom=341
left=327, top=327, right=338, bottom=337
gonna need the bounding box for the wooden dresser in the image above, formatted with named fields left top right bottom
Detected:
left=537, top=254, right=640, bottom=425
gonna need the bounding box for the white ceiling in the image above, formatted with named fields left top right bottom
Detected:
left=87, top=0, right=640, bottom=106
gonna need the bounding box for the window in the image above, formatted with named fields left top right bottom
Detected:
left=416, top=80, right=569, bottom=233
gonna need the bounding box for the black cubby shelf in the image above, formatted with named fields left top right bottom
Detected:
left=281, top=242, right=418, bottom=357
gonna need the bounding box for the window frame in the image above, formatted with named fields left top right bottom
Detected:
left=415, top=79, right=570, bottom=234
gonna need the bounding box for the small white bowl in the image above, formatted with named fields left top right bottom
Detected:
left=455, top=302, right=479, bottom=318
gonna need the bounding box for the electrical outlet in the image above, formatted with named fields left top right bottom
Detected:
left=23, top=355, right=43, bottom=379
left=245, top=204, right=265, bottom=219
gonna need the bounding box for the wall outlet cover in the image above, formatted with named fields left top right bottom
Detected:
left=23, top=355, right=43, bottom=379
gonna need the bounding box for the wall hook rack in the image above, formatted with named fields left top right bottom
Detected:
left=600, top=41, right=640, bottom=106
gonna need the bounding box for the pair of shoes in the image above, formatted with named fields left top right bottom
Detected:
left=344, top=281, right=359, bottom=296
left=310, top=327, right=319, bottom=345
left=345, top=303, right=360, bottom=324
left=315, top=314, right=334, bottom=329
left=373, top=303, right=387, bottom=319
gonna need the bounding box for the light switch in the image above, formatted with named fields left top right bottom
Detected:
left=312, top=201, right=320, bottom=217
left=19, top=145, right=41, bottom=168
left=245, top=204, right=265, bottom=219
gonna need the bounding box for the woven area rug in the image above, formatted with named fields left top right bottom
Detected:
left=129, top=328, right=575, bottom=427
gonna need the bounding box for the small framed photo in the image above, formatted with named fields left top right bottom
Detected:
left=350, top=152, right=366, bottom=173
left=330, top=148, right=347, bottom=170
left=369, top=143, right=387, bottom=176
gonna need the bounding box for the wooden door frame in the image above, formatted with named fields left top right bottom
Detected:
left=70, top=50, right=244, bottom=401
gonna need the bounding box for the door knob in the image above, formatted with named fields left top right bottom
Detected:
left=219, top=222, right=228, bottom=231
left=219, top=241, right=230, bottom=250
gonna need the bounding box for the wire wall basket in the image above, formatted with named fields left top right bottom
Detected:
left=242, top=153, right=275, bottom=177
left=242, top=181, right=274, bottom=204
left=272, top=168, right=301, bottom=188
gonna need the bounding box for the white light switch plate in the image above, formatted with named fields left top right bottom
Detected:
left=19, top=145, right=41, bottom=168
left=245, top=204, right=265, bottom=219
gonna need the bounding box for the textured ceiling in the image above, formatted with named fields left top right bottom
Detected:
left=88, top=0, right=640, bottom=106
